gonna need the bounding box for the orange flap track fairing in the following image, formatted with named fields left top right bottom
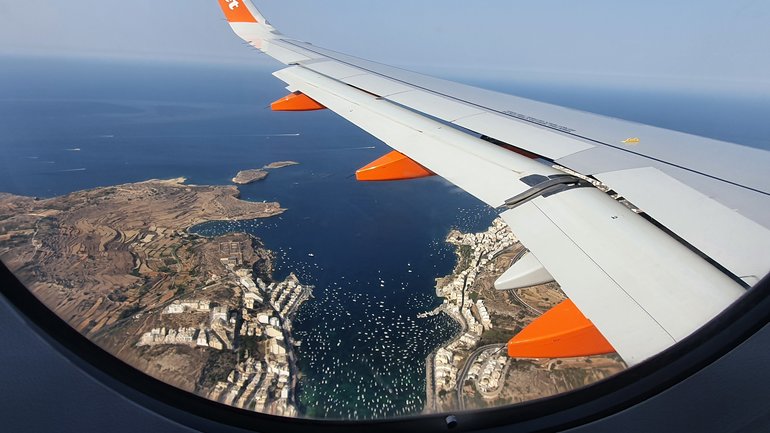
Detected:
left=355, top=151, right=435, bottom=181
left=507, top=299, right=615, bottom=358
left=271, top=92, right=327, bottom=111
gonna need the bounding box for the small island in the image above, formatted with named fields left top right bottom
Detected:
left=232, top=161, right=299, bottom=185
left=264, top=161, right=299, bottom=169
left=232, top=169, right=268, bottom=185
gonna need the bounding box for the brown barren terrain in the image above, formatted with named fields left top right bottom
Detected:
left=0, top=178, right=283, bottom=394
left=0, top=178, right=281, bottom=335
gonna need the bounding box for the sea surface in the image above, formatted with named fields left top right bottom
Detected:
left=1, top=56, right=769, bottom=419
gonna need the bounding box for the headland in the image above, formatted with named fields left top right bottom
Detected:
left=0, top=171, right=309, bottom=416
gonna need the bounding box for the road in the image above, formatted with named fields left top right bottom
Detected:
left=507, top=284, right=543, bottom=316
left=456, top=343, right=505, bottom=410
left=501, top=248, right=544, bottom=315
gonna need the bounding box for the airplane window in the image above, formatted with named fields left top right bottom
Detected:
left=1, top=0, right=768, bottom=428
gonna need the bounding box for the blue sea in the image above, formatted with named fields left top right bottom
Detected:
left=1, top=56, right=769, bottom=419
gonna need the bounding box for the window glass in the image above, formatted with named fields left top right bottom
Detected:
left=1, top=2, right=768, bottom=422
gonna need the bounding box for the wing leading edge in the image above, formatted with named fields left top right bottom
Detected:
left=215, top=1, right=765, bottom=365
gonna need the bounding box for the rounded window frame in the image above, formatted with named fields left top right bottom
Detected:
left=1, top=261, right=768, bottom=433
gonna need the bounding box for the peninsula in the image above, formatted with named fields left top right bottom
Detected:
left=0, top=172, right=309, bottom=416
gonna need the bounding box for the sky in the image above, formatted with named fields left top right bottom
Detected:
left=1, top=0, right=770, bottom=93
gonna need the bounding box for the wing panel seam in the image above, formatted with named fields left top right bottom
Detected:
left=530, top=200, right=677, bottom=341
left=280, top=39, right=769, bottom=196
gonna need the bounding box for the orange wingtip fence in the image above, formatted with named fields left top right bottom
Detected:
left=217, top=0, right=258, bottom=23
left=356, top=151, right=435, bottom=181
left=507, top=299, right=615, bottom=359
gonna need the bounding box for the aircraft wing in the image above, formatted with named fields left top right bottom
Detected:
left=216, top=1, right=770, bottom=366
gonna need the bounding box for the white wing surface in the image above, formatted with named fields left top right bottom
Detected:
left=215, top=1, right=768, bottom=365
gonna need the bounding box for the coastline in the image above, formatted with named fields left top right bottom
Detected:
left=0, top=172, right=309, bottom=416
left=423, top=219, right=626, bottom=412
left=232, top=161, right=300, bottom=185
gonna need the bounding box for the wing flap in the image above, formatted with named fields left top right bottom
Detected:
left=502, top=187, right=745, bottom=365
left=342, top=74, right=413, bottom=97
left=386, top=91, right=485, bottom=122
left=455, top=112, right=594, bottom=159
left=556, top=146, right=770, bottom=229
left=596, top=167, right=770, bottom=285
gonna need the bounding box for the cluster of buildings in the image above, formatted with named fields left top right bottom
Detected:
left=137, top=326, right=197, bottom=346
left=433, top=347, right=457, bottom=393
left=236, top=269, right=265, bottom=309
left=212, top=359, right=264, bottom=407
left=259, top=335, right=296, bottom=416
left=137, top=302, right=235, bottom=350
left=135, top=239, right=312, bottom=416
left=474, top=300, right=492, bottom=330
left=209, top=283, right=305, bottom=416
left=266, top=273, right=310, bottom=319
left=429, top=218, right=516, bottom=398
left=219, top=240, right=245, bottom=268
left=466, top=349, right=509, bottom=397
left=209, top=263, right=310, bottom=416
left=208, top=309, right=296, bottom=417
left=235, top=269, right=309, bottom=319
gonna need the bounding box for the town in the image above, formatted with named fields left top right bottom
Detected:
left=137, top=240, right=312, bottom=416
left=426, top=218, right=517, bottom=411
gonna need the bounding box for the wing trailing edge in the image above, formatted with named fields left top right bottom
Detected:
left=216, top=1, right=763, bottom=366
